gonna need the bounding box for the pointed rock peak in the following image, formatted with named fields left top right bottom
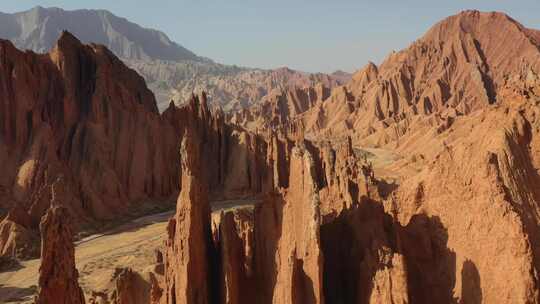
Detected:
left=55, top=30, right=83, bottom=49
left=199, top=91, right=210, bottom=116
left=50, top=30, right=85, bottom=63
left=181, top=125, right=202, bottom=176
left=364, top=61, right=377, bottom=68
left=168, top=100, right=176, bottom=110
left=36, top=205, right=85, bottom=304
left=353, top=61, right=379, bottom=82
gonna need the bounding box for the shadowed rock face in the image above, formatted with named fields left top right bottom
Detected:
left=269, top=11, right=540, bottom=145
left=0, top=30, right=300, bottom=259
left=162, top=93, right=294, bottom=199
left=155, top=67, right=540, bottom=303
left=0, top=31, right=180, bottom=227
left=0, top=31, right=183, bottom=260
left=36, top=202, right=85, bottom=304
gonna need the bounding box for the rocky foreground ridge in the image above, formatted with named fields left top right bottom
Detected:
left=2, top=9, right=540, bottom=304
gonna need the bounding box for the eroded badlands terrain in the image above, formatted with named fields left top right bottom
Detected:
left=1, top=9, right=540, bottom=304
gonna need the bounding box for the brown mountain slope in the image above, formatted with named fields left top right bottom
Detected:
left=290, top=10, right=540, bottom=145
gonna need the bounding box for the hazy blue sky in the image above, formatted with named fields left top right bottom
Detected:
left=2, top=1, right=540, bottom=73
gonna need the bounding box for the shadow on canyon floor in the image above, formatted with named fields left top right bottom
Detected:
left=460, top=259, right=482, bottom=304
left=0, top=284, right=36, bottom=303
left=321, top=196, right=481, bottom=304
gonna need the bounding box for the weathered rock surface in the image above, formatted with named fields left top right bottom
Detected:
left=88, top=268, right=152, bottom=304
left=271, top=146, right=325, bottom=304
left=390, top=70, right=540, bottom=303
left=285, top=11, right=540, bottom=145
left=0, top=205, right=39, bottom=259
left=155, top=68, right=540, bottom=304
left=162, top=93, right=293, bottom=199
left=0, top=31, right=179, bottom=228
left=35, top=202, right=85, bottom=304
left=6, top=8, right=540, bottom=304
left=159, top=124, right=214, bottom=304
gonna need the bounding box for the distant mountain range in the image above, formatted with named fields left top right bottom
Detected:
left=0, top=6, right=349, bottom=111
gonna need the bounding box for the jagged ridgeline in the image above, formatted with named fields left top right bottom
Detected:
left=0, top=6, right=349, bottom=111
left=1, top=8, right=540, bottom=304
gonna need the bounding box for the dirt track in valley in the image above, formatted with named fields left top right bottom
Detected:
left=0, top=199, right=260, bottom=303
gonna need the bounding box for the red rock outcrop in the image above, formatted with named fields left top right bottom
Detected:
left=387, top=70, right=540, bottom=303
left=35, top=200, right=85, bottom=303
left=10, top=9, right=540, bottom=304
left=0, top=205, right=39, bottom=259
left=0, top=31, right=180, bottom=229
left=213, top=209, right=255, bottom=304
left=159, top=124, right=215, bottom=304
left=272, top=145, right=324, bottom=304
left=162, top=93, right=292, bottom=199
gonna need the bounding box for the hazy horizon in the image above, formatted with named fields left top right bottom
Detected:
left=2, top=1, right=539, bottom=73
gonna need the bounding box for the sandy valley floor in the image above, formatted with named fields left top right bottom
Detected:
left=0, top=210, right=174, bottom=303
left=0, top=197, right=263, bottom=304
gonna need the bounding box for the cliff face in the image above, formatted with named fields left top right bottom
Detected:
left=160, top=121, right=214, bottom=304
left=0, top=30, right=301, bottom=260
left=391, top=70, right=540, bottom=303
left=162, top=93, right=294, bottom=199
left=227, top=83, right=331, bottom=133
left=0, top=31, right=179, bottom=224
left=0, top=31, right=181, bottom=260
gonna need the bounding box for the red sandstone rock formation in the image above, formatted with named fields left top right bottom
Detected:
left=388, top=70, right=540, bottom=303
left=0, top=31, right=179, bottom=225
left=273, top=145, right=324, bottom=304
left=118, top=11, right=540, bottom=304
left=272, top=11, right=540, bottom=145
left=228, top=83, right=331, bottom=134
left=214, top=209, right=255, bottom=304
left=35, top=199, right=85, bottom=303
left=160, top=125, right=214, bottom=304
left=5, top=9, right=540, bottom=304
left=162, top=93, right=292, bottom=199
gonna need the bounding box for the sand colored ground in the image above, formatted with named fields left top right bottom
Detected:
left=0, top=198, right=261, bottom=303
left=0, top=210, right=172, bottom=303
